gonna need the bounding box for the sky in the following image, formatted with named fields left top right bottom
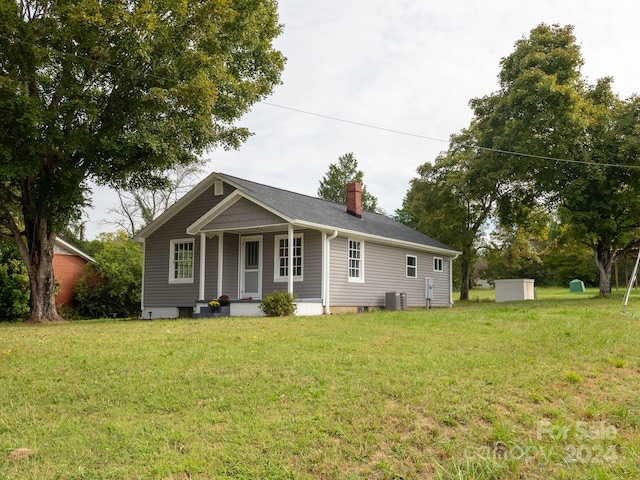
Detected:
left=85, top=0, right=640, bottom=238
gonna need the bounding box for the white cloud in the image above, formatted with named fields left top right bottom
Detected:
left=84, top=0, right=640, bottom=238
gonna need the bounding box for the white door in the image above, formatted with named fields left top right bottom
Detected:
left=240, top=236, right=262, bottom=299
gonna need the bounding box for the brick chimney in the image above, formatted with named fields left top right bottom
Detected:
left=346, top=182, right=362, bottom=218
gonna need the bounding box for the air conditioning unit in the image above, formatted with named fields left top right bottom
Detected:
left=385, top=292, right=407, bottom=311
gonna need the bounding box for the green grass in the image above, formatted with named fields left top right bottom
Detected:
left=1, top=289, right=640, bottom=479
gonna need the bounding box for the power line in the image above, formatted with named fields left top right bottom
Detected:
left=259, top=101, right=640, bottom=170
left=3, top=33, right=639, bottom=170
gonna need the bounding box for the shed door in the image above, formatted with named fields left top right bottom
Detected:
left=241, top=236, right=262, bottom=299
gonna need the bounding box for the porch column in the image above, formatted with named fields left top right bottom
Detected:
left=324, top=231, right=338, bottom=314
left=217, top=232, right=224, bottom=299
left=287, top=224, right=294, bottom=294
left=199, top=232, right=206, bottom=301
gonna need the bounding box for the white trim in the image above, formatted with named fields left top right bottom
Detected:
left=292, top=220, right=460, bottom=257
left=134, top=171, right=460, bottom=258
left=434, top=257, right=444, bottom=272
left=134, top=171, right=221, bottom=241
left=217, top=232, right=224, bottom=299
left=169, top=238, right=195, bottom=284
left=240, top=235, right=263, bottom=299
left=406, top=254, right=417, bottom=278
left=186, top=191, right=243, bottom=235
left=140, top=240, right=146, bottom=312
left=273, top=232, right=304, bottom=283
left=187, top=189, right=291, bottom=235
left=54, top=237, right=95, bottom=263
left=324, top=231, right=338, bottom=314
left=198, top=233, right=206, bottom=300
left=287, top=225, right=294, bottom=294
left=347, top=239, right=365, bottom=283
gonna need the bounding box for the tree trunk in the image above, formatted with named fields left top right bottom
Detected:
left=20, top=222, right=64, bottom=323
left=459, top=252, right=472, bottom=301
left=594, top=242, right=615, bottom=297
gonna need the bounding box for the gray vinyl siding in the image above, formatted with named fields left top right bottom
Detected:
left=259, top=229, right=322, bottom=299
left=143, top=186, right=230, bottom=308
left=221, top=233, right=239, bottom=299
left=203, top=197, right=286, bottom=230
left=329, top=236, right=452, bottom=308
left=142, top=178, right=455, bottom=311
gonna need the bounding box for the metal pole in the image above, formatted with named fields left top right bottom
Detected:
left=622, top=252, right=640, bottom=312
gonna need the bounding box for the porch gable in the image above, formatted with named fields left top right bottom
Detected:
left=187, top=191, right=289, bottom=235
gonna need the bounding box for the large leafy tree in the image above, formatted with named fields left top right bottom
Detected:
left=397, top=129, right=506, bottom=300
left=471, top=24, right=640, bottom=296
left=317, top=152, right=380, bottom=212
left=0, top=0, right=285, bottom=322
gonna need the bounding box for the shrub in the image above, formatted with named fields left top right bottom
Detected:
left=0, top=240, right=30, bottom=321
left=259, top=291, right=297, bottom=317
left=74, top=232, right=142, bottom=318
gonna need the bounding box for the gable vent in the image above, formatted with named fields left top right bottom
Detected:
left=213, top=180, right=224, bottom=196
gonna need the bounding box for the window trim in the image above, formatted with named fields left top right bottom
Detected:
left=406, top=254, right=417, bottom=278
left=273, top=233, right=304, bottom=282
left=433, top=256, right=444, bottom=272
left=348, top=239, right=365, bottom=283
left=169, top=239, right=195, bottom=284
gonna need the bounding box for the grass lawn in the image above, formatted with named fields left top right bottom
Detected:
left=1, top=288, right=639, bottom=479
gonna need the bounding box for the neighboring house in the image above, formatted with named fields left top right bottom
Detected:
left=134, top=172, right=460, bottom=318
left=53, top=237, right=95, bottom=307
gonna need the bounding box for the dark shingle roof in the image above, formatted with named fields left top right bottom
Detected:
left=218, top=173, right=456, bottom=254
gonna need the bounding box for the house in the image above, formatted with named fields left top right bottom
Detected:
left=134, top=172, right=460, bottom=318
left=53, top=237, right=95, bottom=307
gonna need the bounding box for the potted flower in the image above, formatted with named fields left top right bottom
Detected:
left=218, top=295, right=231, bottom=316
left=208, top=300, right=220, bottom=313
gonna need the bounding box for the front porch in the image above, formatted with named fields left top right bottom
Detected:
left=193, top=298, right=324, bottom=318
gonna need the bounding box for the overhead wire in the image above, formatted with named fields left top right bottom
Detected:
left=2, top=32, right=639, bottom=170
left=259, top=101, right=640, bottom=170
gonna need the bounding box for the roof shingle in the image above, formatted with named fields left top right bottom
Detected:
left=218, top=173, right=456, bottom=253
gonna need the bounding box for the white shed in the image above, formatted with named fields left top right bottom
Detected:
left=494, top=279, right=535, bottom=302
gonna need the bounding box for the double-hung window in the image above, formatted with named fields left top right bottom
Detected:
left=274, top=234, right=303, bottom=282
left=348, top=239, right=364, bottom=282
left=433, top=257, right=443, bottom=272
left=406, top=255, right=417, bottom=278
left=169, top=239, right=194, bottom=283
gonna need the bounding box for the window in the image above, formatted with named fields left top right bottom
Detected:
left=348, top=239, right=364, bottom=282
left=433, top=257, right=443, bottom=272
left=274, top=234, right=303, bottom=282
left=406, top=255, right=417, bottom=278
left=169, top=239, right=194, bottom=283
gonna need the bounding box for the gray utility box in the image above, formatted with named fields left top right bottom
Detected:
left=385, top=292, right=407, bottom=311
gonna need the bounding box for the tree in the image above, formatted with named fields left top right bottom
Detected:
left=397, top=129, right=505, bottom=300
left=317, top=153, right=380, bottom=212
left=481, top=222, right=548, bottom=284
left=0, top=238, right=29, bottom=321
left=106, top=161, right=206, bottom=237
left=74, top=231, right=142, bottom=318
left=0, top=0, right=285, bottom=322
left=470, top=24, right=640, bottom=296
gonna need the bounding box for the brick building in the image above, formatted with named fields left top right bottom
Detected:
left=53, top=238, right=94, bottom=307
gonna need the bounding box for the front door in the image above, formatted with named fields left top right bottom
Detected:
left=240, top=236, right=262, bottom=299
